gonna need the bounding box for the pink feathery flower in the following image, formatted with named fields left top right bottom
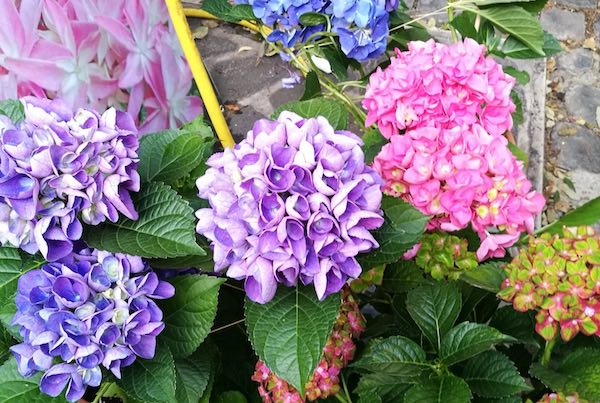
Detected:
left=373, top=124, right=545, bottom=261
left=362, top=39, right=516, bottom=139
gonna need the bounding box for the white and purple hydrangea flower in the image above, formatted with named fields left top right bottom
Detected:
left=0, top=97, right=140, bottom=262
left=195, top=112, right=384, bottom=304
left=235, top=0, right=399, bottom=61
left=10, top=248, right=174, bottom=402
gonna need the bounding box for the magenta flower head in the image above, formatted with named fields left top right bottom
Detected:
left=195, top=112, right=384, bottom=303
left=10, top=248, right=174, bottom=402
left=0, top=97, right=140, bottom=261
left=362, top=39, right=516, bottom=139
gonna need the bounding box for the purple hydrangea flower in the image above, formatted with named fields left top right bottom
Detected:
left=195, top=112, right=384, bottom=303
left=0, top=97, right=140, bottom=261
left=10, top=248, right=174, bottom=402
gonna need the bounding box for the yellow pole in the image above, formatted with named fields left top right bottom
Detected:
left=165, top=0, right=235, bottom=148
left=182, top=8, right=270, bottom=34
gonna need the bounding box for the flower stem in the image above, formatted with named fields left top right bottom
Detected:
left=209, top=318, right=246, bottom=334
left=541, top=338, right=557, bottom=367
left=92, top=382, right=111, bottom=403
left=334, top=393, right=350, bottom=403
left=447, top=3, right=459, bottom=42
left=341, top=373, right=353, bottom=403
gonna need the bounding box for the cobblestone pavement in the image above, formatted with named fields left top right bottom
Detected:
left=541, top=1, right=600, bottom=223
left=188, top=1, right=600, bottom=223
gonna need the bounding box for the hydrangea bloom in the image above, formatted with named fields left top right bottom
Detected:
left=363, top=39, right=516, bottom=138
left=10, top=248, right=174, bottom=402
left=0, top=97, right=139, bottom=261
left=373, top=124, right=545, bottom=260
left=537, top=392, right=588, bottom=403
left=252, top=288, right=364, bottom=402
left=236, top=0, right=398, bottom=61
left=195, top=112, right=384, bottom=303
left=0, top=0, right=201, bottom=133
left=499, top=226, right=600, bottom=342
left=414, top=232, right=478, bottom=280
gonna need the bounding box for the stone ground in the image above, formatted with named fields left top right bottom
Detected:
left=186, top=1, right=600, bottom=224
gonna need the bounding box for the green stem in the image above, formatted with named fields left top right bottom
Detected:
left=341, top=373, right=353, bottom=403
left=541, top=338, right=557, bottom=367
left=447, top=3, right=459, bottom=42
left=92, top=382, right=111, bottom=403
left=334, top=393, right=350, bottom=403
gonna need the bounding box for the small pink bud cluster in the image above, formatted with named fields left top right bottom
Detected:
left=536, top=392, right=588, bottom=403
left=350, top=265, right=385, bottom=293
left=252, top=288, right=365, bottom=402
left=362, top=39, right=516, bottom=139
left=373, top=123, right=545, bottom=261
left=499, top=226, right=600, bottom=342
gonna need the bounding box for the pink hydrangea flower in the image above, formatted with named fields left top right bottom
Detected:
left=373, top=124, right=545, bottom=260
left=362, top=39, right=516, bottom=139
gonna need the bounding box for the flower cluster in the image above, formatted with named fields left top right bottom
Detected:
left=373, top=124, right=545, bottom=260
left=498, top=226, right=600, bottom=342
left=536, top=392, right=588, bottom=403
left=196, top=112, right=383, bottom=303
left=252, top=288, right=364, bottom=402
left=0, top=0, right=201, bottom=133
left=235, top=0, right=399, bottom=61
left=0, top=98, right=139, bottom=261
left=10, top=249, right=174, bottom=402
left=350, top=265, right=385, bottom=293
left=413, top=232, right=477, bottom=280
left=363, top=39, right=516, bottom=139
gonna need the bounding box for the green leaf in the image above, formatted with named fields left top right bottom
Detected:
left=530, top=348, right=600, bottom=401
left=352, top=336, right=429, bottom=377
left=84, top=182, right=205, bottom=258
left=149, top=254, right=214, bottom=270
left=362, top=129, right=387, bottom=165
left=355, top=373, right=412, bottom=403
left=138, top=119, right=215, bottom=186
left=358, top=197, right=428, bottom=267
left=300, top=71, right=322, bottom=101
left=382, top=260, right=425, bottom=294
left=503, top=66, right=530, bottom=85
left=215, top=391, right=248, bottom=403
left=0, top=247, right=23, bottom=307
left=460, top=262, right=506, bottom=293
left=200, top=0, right=243, bottom=22
left=489, top=305, right=540, bottom=347
left=451, top=11, right=482, bottom=41
left=406, top=283, right=462, bottom=350
left=118, top=345, right=176, bottom=403
left=508, top=142, right=529, bottom=165
left=0, top=325, right=14, bottom=364
left=468, top=5, right=544, bottom=55
left=227, top=4, right=256, bottom=21
left=463, top=350, right=531, bottom=397
left=158, top=275, right=224, bottom=358
left=439, top=322, right=516, bottom=365
left=0, top=357, right=67, bottom=402
left=175, top=342, right=215, bottom=403
left=404, top=375, right=472, bottom=403
left=538, top=196, right=600, bottom=235
left=471, top=0, right=538, bottom=5
left=272, top=98, right=348, bottom=130
left=516, top=0, right=549, bottom=13
left=245, top=286, right=340, bottom=395
left=321, top=45, right=350, bottom=80
left=511, top=91, right=524, bottom=125
left=299, top=12, right=327, bottom=26
left=0, top=100, right=25, bottom=123
left=500, top=32, right=561, bottom=59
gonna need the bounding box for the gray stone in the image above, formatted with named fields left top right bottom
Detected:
left=568, top=169, right=600, bottom=204
left=556, top=48, right=594, bottom=72
left=554, top=0, right=596, bottom=8
left=550, top=123, right=600, bottom=173
left=541, top=9, right=586, bottom=41
left=565, top=85, right=600, bottom=125
left=595, top=15, right=600, bottom=45
left=196, top=24, right=303, bottom=138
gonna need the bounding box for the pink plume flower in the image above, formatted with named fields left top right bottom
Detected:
left=362, top=39, right=516, bottom=139
left=373, top=124, right=545, bottom=261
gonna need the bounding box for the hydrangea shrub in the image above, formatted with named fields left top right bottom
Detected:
left=0, top=0, right=599, bottom=402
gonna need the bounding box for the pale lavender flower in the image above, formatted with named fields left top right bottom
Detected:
left=196, top=112, right=384, bottom=303
left=0, top=97, right=139, bottom=261
left=10, top=248, right=174, bottom=402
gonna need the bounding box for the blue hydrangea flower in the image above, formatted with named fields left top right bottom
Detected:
left=0, top=97, right=140, bottom=262
left=10, top=248, right=174, bottom=402
left=336, top=13, right=390, bottom=61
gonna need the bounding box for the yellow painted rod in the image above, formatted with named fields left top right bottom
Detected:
left=182, top=7, right=269, bottom=34
left=165, top=0, right=235, bottom=148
